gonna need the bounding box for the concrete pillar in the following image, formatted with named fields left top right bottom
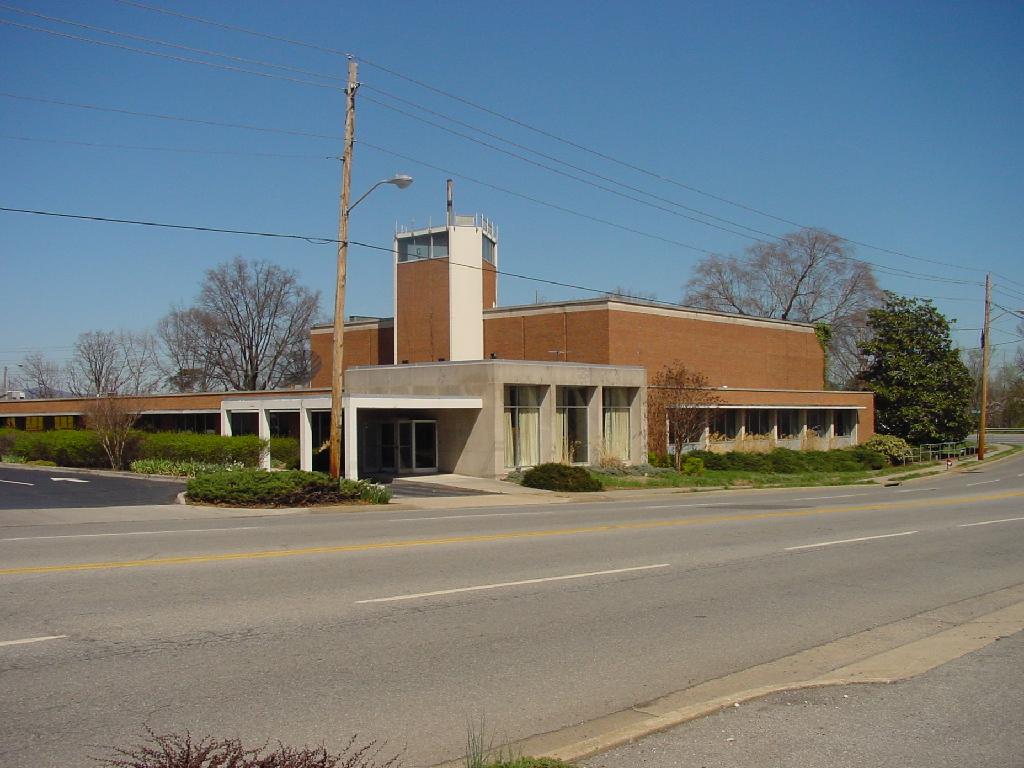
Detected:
left=299, top=406, right=313, bottom=472
left=633, top=386, right=646, bottom=464
left=220, top=409, right=232, bottom=436
left=344, top=398, right=359, bottom=480
left=258, top=408, right=271, bottom=470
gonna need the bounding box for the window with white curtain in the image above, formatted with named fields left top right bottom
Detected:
left=602, top=388, right=631, bottom=461
left=556, top=387, right=590, bottom=463
left=504, top=385, right=541, bottom=468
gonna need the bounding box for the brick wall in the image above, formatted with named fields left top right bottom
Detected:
left=310, top=325, right=394, bottom=388
left=396, top=258, right=450, bottom=363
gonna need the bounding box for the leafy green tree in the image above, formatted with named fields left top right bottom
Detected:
left=859, top=294, right=973, bottom=443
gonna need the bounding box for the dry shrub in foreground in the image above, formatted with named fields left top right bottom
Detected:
left=95, top=728, right=401, bottom=768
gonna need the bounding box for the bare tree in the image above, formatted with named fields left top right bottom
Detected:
left=606, top=286, right=659, bottom=302
left=157, top=306, right=218, bottom=392
left=683, top=228, right=884, bottom=387
left=647, top=362, right=721, bottom=469
left=66, top=330, right=162, bottom=396
left=18, top=352, right=65, bottom=398
left=159, top=257, right=320, bottom=392
left=82, top=395, right=140, bottom=469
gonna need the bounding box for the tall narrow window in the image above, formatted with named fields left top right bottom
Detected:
left=806, top=410, right=828, bottom=437
left=504, top=385, right=541, bottom=468
left=777, top=409, right=801, bottom=439
left=744, top=409, right=770, bottom=437
left=602, top=388, right=631, bottom=461
left=709, top=409, right=739, bottom=440
left=556, top=387, right=590, bottom=463
left=834, top=410, right=856, bottom=437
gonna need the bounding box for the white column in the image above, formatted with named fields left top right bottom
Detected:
left=258, top=408, right=271, bottom=470
left=344, top=398, right=359, bottom=480
left=299, top=406, right=313, bottom=472
left=220, top=409, right=232, bottom=436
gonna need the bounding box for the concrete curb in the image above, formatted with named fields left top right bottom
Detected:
left=0, top=461, right=187, bottom=484
left=434, top=585, right=1024, bottom=767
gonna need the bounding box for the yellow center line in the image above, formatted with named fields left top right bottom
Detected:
left=3, top=489, right=1023, bottom=576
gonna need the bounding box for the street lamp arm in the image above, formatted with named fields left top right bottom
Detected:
left=348, top=180, right=387, bottom=213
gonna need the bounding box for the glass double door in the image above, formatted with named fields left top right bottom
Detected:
left=379, top=419, right=437, bottom=474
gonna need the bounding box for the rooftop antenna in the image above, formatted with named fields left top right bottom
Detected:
left=446, top=178, right=454, bottom=226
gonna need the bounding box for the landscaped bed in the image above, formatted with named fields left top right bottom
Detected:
left=185, top=469, right=391, bottom=507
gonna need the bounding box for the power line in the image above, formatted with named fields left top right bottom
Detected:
left=357, top=141, right=982, bottom=287
left=0, top=3, right=344, bottom=83
left=0, top=134, right=337, bottom=160
left=0, top=17, right=344, bottom=92
left=104, top=0, right=1021, bottom=286
left=0, top=92, right=342, bottom=141
left=0, top=205, right=987, bottom=323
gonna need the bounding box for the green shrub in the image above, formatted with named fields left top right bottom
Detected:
left=647, top=451, right=674, bottom=468
left=0, top=428, right=111, bottom=467
left=521, top=463, right=603, bottom=492
left=26, top=459, right=57, bottom=466
left=186, top=470, right=390, bottom=506
left=766, top=447, right=806, bottom=473
left=863, top=434, right=915, bottom=465
left=138, top=432, right=264, bottom=466
left=268, top=436, right=300, bottom=469
left=681, top=456, right=704, bottom=475
left=2, top=454, right=26, bottom=463
left=130, top=458, right=239, bottom=478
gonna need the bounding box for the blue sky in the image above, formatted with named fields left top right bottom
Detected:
left=2, top=0, right=1023, bottom=373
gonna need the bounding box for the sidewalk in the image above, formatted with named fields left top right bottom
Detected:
left=583, top=629, right=1024, bottom=768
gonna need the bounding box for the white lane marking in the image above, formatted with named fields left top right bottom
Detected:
left=958, top=516, right=1024, bottom=528
left=51, top=477, right=89, bottom=483
left=785, top=530, right=918, bottom=551
left=0, top=635, right=68, bottom=648
left=966, top=479, right=1001, bottom=487
left=644, top=502, right=733, bottom=510
left=356, top=563, right=671, bottom=604
left=894, top=487, right=939, bottom=493
left=0, top=526, right=263, bottom=542
left=0, top=479, right=34, bottom=486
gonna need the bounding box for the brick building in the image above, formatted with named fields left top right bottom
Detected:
left=1, top=211, right=872, bottom=478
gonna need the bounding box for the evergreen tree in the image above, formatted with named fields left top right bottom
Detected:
left=859, top=294, right=973, bottom=443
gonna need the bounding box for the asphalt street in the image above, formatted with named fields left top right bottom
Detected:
left=2, top=454, right=1023, bottom=767
left=0, top=465, right=184, bottom=508
left=585, top=629, right=1024, bottom=768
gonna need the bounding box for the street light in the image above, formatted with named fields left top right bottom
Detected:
left=329, top=172, right=413, bottom=478
left=348, top=174, right=414, bottom=212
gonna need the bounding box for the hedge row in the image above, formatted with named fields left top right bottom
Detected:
left=0, top=428, right=300, bottom=470
left=186, top=470, right=390, bottom=506
left=522, top=463, right=603, bottom=492
left=648, top=446, right=888, bottom=474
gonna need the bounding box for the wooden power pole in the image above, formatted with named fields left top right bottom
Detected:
left=329, top=59, right=358, bottom=479
left=978, top=272, right=991, bottom=461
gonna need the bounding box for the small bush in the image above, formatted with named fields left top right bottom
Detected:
left=521, top=463, right=603, bottom=492
left=187, top=470, right=390, bottom=507
left=766, top=447, right=806, bottom=473
left=26, top=459, right=57, bottom=466
left=269, top=436, right=300, bottom=470
left=95, top=728, right=400, bottom=768
left=864, top=434, right=915, bottom=465
left=2, top=453, right=26, bottom=463
left=681, top=456, right=704, bottom=475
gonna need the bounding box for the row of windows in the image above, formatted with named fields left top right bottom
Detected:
left=504, top=385, right=634, bottom=468
left=700, top=408, right=858, bottom=441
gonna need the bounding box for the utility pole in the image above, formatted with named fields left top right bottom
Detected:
left=329, top=58, right=358, bottom=479
left=978, top=272, right=991, bottom=461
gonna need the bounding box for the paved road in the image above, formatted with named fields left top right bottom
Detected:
left=0, top=465, right=183, bottom=509
left=2, top=455, right=1023, bottom=767
left=586, top=629, right=1024, bottom=768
